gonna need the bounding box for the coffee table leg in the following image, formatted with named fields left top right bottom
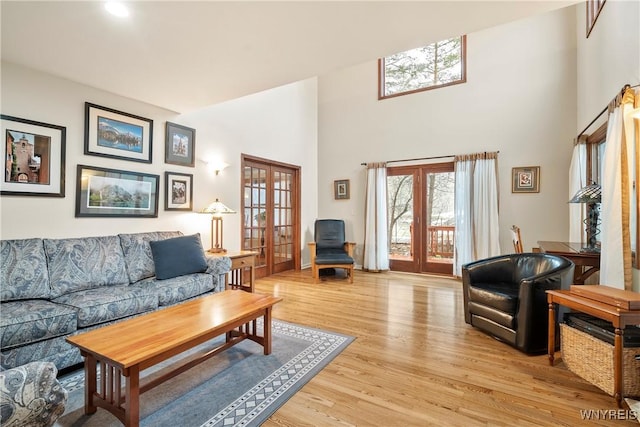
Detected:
left=264, top=307, right=272, bottom=355
left=124, top=365, right=140, bottom=427
left=84, top=354, right=97, bottom=414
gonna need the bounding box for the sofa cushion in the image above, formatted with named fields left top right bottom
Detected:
left=0, top=239, right=50, bottom=302
left=149, top=234, right=208, bottom=280
left=131, top=273, right=214, bottom=306
left=52, top=285, right=158, bottom=328
left=119, top=231, right=183, bottom=283
left=0, top=361, right=67, bottom=427
left=467, top=282, right=520, bottom=314
left=0, top=300, right=77, bottom=349
left=44, top=236, right=129, bottom=298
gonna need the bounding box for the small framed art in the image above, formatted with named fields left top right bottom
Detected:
left=334, top=179, right=350, bottom=200
left=165, top=171, right=193, bottom=211
left=512, top=166, right=540, bottom=193
left=75, top=164, right=159, bottom=217
left=165, top=122, right=195, bottom=167
left=84, top=102, right=153, bottom=163
left=1, top=115, right=66, bottom=197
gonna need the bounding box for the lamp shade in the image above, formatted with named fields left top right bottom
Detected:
left=569, top=184, right=601, bottom=204
left=200, top=199, right=235, bottom=216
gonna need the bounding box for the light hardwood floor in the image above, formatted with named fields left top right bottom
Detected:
left=256, top=269, right=638, bottom=426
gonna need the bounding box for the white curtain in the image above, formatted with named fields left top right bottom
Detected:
left=363, top=162, right=389, bottom=271
left=569, top=143, right=587, bottom=243
left=453, top=152, right=501, bottom=276
left=600, top=88, right=635, bottom=290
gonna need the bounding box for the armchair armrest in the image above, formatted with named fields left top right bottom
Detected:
left=0, top=362, right=67, bottom=427
left=344, top=242, right=356, bottom=257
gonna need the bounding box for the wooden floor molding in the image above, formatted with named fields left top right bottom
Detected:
left=256, top=270, right=638, bottom=426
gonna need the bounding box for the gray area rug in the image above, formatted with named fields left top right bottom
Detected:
left=55, top=320, right=354, bottom=427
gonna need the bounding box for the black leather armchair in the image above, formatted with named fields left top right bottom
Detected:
left=462, top=253, right=574, bottom=354
left=308, top=219, right=355, bottom=283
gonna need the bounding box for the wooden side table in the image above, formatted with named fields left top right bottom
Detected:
left=546, top=289, right=640, bottom=407
left=223, top=251, right=258, bottom=292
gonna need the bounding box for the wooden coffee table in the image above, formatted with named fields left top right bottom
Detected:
left=66, top=290, right=282, bottom=427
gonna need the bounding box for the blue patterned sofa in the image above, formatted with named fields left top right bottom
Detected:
left=0, top=231, right=231, bottom=371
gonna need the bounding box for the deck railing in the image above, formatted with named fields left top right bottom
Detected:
left=427, top=226, right=455, bottom=259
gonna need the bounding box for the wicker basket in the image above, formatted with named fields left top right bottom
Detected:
left=560, top=323, right=640, bottom=397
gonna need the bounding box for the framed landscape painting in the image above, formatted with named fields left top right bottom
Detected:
left=165, top=171, right=193, bottom=211
left=165, top=122, right=195, bottom=167
left=84, top=102, right=153, bottom=163
left=1, top=114, right=66, bottom=197
left=75, top=165, right=159, bottom=217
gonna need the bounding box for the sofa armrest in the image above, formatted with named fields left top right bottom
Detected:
left=204, top=255, right=232, bottom=292
left=0, top=361, right=67, bottom=427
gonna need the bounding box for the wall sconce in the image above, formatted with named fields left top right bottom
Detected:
left=200, top=198, right=235, bottom=253
left=207, top=159, right=229, bottom=176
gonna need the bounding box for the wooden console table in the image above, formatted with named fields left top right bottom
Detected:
left=538, top=241, right=600, bottom=284
left=546, top=289, right=640, bottom=407
left=210, top=251, right=258, bottom=292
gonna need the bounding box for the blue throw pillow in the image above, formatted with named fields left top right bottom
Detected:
left=149, top=234, right=208, bottom=280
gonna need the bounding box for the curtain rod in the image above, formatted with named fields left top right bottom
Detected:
left=360, top=151, right=500, bottom=166
left=360, top=154, right=454, bottom=166
left=576, top=83, right=640, bottom=140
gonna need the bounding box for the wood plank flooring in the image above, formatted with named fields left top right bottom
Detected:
left=255, top=269, right=638, bottom=426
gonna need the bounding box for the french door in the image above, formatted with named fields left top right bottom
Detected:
left=387, top=162, right=455, bottom=275
left=242, top=155, right=300, bottom=278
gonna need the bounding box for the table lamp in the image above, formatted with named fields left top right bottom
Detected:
left=569, top=183, right=601, bottom=252
left=201, top=199, right=235, bottom=253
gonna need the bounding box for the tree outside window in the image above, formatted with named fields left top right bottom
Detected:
left=379, top=35, right=466, bottom=100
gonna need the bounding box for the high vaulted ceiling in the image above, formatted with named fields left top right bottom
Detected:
left=1, top=1, right=578, bottom=113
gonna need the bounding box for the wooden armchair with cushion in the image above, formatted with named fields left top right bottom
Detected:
left=308, top=219, right=356, bottom=283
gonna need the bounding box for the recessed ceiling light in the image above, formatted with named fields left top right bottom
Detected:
left=105, top=2, right=129, bottom=18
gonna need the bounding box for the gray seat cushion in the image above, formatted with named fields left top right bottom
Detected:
left=52, top=285, right=158, bottom=328
left=0, top=300, right=77, bottom=349
left=131, top=273, right=214, bottom=307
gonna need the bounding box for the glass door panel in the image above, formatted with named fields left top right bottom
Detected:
left=423, top=170, right=455, bottom=274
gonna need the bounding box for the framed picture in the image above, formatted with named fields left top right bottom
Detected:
left=1, top=115, right=66, bottom=197
left=84, top=102, right=153, bottom=163
left=334, top=179, right=350, bottom=200
left=75, top=164, right=159, bottom=217
left=512, top=166, right=540, bottom=193
left=165, top=171, right=193, bottom=211
left=165, top=122, right=195, bottom=167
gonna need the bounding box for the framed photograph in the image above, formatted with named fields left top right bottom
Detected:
left=75, top=164, right=159, bottom=217
left=165, top=122, right=196, bottom=167
left=334, top=179, right=350, bottom=200
left=165, top=171, right=193, bottom=211
left=1, top=115, right=66, bottom=197
left=84, top=102, right=153, bottom=163
left=512, top=166, right=540, bottom=193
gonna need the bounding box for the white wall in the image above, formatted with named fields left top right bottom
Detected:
left=575, top=0, right=640, bottom=291
left=317, top=6, right=577, bottom=264
left=0, top=61, right=318, bottom=258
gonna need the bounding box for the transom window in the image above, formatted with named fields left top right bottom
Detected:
left=378, top=35, right=467, bottom=100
